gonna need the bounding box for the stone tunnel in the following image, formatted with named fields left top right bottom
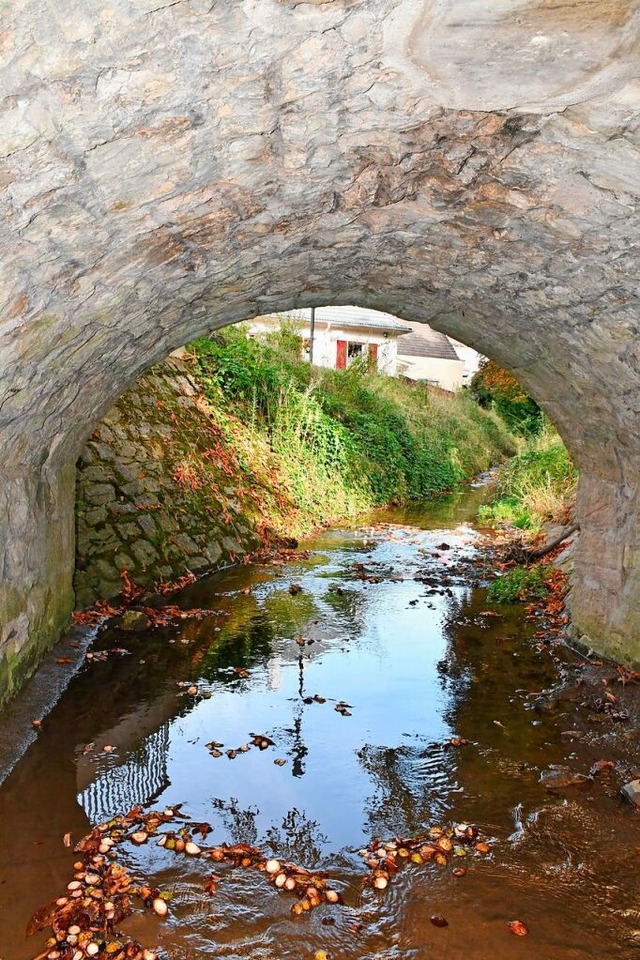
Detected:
left=1, top=0, right=639, bottom=702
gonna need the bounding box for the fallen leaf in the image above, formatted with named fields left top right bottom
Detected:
left=590, top=759, right=615, bottom=777
left=62, top=832, right=72, bottom=848
left=508, top=920, right=529, bottom=936
left=430, top=915, right=448, bottom=928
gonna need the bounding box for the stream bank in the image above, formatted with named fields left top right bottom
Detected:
left=75, top=341, right=513, bottom=607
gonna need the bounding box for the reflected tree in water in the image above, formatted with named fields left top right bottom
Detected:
left=265, top=808, right=328, bottom=867
left=356, top=742, right=456, bottom=840
left=211, top=796, right=260, bottom=845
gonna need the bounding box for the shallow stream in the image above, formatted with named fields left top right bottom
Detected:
left=1, top=481, right=640, bottom=959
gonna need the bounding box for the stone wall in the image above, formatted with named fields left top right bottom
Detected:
left=75, top=360, right=261, bottom=606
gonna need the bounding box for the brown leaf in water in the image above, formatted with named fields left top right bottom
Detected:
left=430, top=915, right=449, bottom=927
left=204, top=874, right=222, bottom=896
left=590, top=759, right=615, bottom=776
left=62, top=832, right=72, bottom=848
left=55, top=657, right=73, bottom=664
left=26, top=899, right=59, bottom=936
left=508, top=919, right=529, bottom=936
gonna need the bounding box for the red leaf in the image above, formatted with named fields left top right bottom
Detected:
left=508, top=920, right=529, bottom=936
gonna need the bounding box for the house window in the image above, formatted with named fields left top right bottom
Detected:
left=347, top=342, right=364, bottom=365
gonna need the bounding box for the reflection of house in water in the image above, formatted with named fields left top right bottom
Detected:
left=75, top=688, right=179, bottom=824
left=79, top=724, right=171, bottom=823
left=267, top=658, right=282, bottom=692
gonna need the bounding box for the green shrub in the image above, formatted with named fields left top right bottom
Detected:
left=479, top=426, right=577, bottom=532
left=487, top=564, right=552, bottom=603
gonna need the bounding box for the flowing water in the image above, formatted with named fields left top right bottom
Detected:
left=1, top=481, right=640, bottom=960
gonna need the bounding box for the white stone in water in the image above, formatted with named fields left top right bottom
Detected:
left=153, top=897, right=169, bottom=917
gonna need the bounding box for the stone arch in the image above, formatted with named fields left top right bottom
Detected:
left=1, top=0, right=639, bottom=700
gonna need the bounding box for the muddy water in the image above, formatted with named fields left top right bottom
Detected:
left=1, top=482, right=640, bottom=959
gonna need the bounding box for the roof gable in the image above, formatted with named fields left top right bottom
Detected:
left=396, top=322, right=461, bottom=361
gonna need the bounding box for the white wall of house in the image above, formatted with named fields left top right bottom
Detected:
left=397, top=355, right=465, bottom=392
left=249, top=316, right=401, bottom=375
left=448, top=339, right=483, bottom=385
left=308, top=324, right=398, bottom=374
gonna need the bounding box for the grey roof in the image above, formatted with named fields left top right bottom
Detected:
left=397, top=321, right=461, bottom=361
left=281, top=306, right=413, bottom=335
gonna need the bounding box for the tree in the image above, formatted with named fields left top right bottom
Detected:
left=470, top=359, right=543, bottom=436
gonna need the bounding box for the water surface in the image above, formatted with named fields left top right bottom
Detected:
left=1, top=482, right=639, bottom=959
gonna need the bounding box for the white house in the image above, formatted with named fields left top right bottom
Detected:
left=251, top=306, right=413, bottom=375
left=249, top=308, right=482, bottom=390
left=448, top=338, right=483, bottom=386
left=396, top=321, right=467, bottom=392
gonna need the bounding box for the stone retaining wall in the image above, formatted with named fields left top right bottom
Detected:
left=75, top=360, right=261, bottom=606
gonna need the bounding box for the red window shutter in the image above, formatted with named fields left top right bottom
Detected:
left=336, top=340, right=347, bottom=369
left=369, top=343, right=378, bottom=367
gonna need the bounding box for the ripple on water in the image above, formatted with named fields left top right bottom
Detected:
left=1, top=495, right=640, bottom=960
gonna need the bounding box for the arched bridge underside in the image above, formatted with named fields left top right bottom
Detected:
left=1, top=0, right=640, bottom=701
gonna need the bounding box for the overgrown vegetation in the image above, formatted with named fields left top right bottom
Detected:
left=471, top=361, right=577, bottom=610
left=187, top=322, right=515, bottom=538
left=478, top=425, right=578, bottom=533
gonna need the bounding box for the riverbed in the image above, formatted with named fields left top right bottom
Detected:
left=1, top=482, right=639, bottom=959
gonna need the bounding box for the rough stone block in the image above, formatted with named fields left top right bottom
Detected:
left=171, top=532, right=199, bottom=555
left=86, top=442, right=116, bottom=463
left=222, top=536, right=243, bottom=555
left=84, top=483, right=116, bottom=506
left=131, top=540, right=158, bottom=566
left=113, top=462, right=138, bottom=484
left=114, top=553, right=134, bottom=572
left=205, top=541, right=223, bottom=565
left=156, top=511, right=178, bottom=533
left=84, top=506, right=108, bottom=526
left=119, top=522, right=141, bottom=540
left=138, top=514, right=157, bottom=538
left=108, top=501, right=137, bottom=516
